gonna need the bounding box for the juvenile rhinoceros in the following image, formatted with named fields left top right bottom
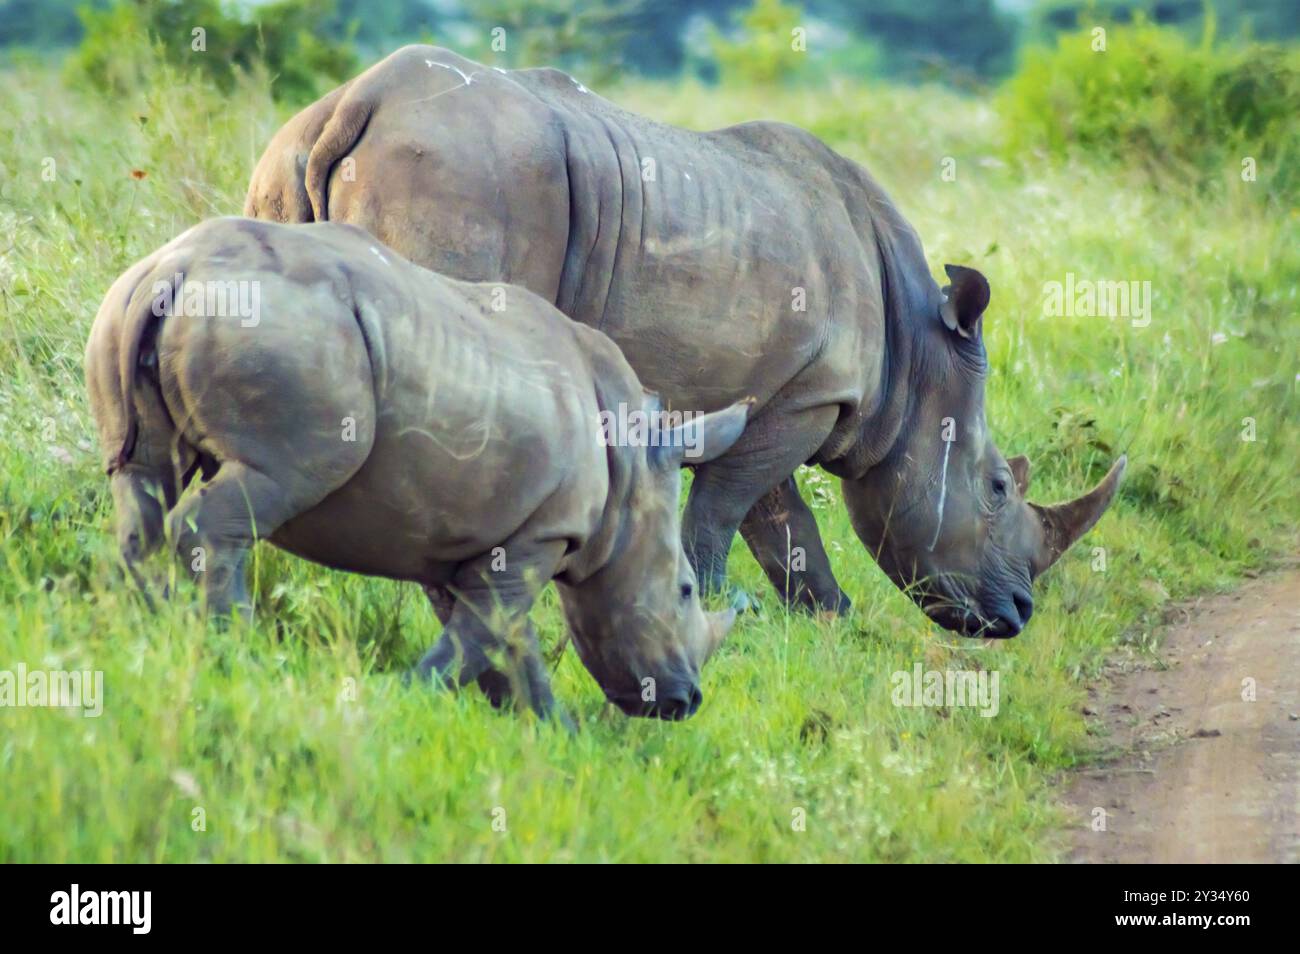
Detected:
left=85, top=217, right=749, bottom=719
left=246, top=45, right=1126, bottom=636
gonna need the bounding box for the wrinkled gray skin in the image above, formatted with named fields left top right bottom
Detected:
left=246, top=45, right=1126, bottom=636
left=85, top=217, right=747, bottom=720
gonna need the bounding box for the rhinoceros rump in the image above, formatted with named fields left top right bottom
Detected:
left=85, top=217, right=748, bottom=719
left=246, top=45, right=1126, bottom=636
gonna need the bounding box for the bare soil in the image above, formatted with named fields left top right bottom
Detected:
left=1063, top=567, right=1300, bottom=863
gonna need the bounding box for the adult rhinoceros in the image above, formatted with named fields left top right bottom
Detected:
left=246, top=45, right=1125, bottom=637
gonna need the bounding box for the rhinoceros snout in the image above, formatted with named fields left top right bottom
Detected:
left=927, top=585, right=1034, bottom=638
left=649, top=684, right=703, bottom=720
left=1010, top=589, right=1034, bottom=626
left=607, top=681, right=703, bottom=720
left=979, top=587, right=1034, bottom=638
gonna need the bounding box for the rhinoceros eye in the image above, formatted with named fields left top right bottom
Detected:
left=680, top=582, right=694, bottom=601
left=991, top=477, right=1008, bottom=499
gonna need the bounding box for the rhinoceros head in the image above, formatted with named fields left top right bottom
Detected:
left=559, top=399, right=751, bottom=718
left=843, top=264, right=1126, bottom=637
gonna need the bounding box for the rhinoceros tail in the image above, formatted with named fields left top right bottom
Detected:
left=304, top=91, right=374, bottom=223
left=110, top=273, right=172, bottom=473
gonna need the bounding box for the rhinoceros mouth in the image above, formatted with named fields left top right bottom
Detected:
left=605, top=685, right=703, bottom=720
left=925, top=602, right=1025, bottom=639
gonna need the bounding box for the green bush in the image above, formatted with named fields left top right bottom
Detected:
left=999, top=18, right=1300, bottom=193
left=69, top=0, right=357, bottom=105
left=711, top=0, right=809, bottom=86
left=1031, top=0, right=1300, bottom=45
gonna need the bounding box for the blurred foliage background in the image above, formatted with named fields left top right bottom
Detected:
left=2, top=0, right=1298, bottom=92
left=1, top=0, right=1295, bottom=186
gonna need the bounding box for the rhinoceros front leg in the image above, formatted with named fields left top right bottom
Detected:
left=423, top=583, right=516, bottom=708
left=739, top=476, right=851, bottom=616
left=414, top=542, right=565, bottom=721
left=683, top=404, right=840, bottom=609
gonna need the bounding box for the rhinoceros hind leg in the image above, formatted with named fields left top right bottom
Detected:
left=740, top=476, right=851, bottom=616
left=166, top=461, right=309, bottom=619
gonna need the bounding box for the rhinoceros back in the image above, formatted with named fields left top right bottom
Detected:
left=245, top=47, right=921, bottom=446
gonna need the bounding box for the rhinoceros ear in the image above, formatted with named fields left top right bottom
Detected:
left=650, top=399, right=752, bottom=470
left=940, top=264, right=990, bottom=340
left=1007, top=455, right=1031, bottom=495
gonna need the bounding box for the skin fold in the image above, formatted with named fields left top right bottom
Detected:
left=85, top=217, right=749, bottom=720
left=245, top=45, right=1125, bottom=636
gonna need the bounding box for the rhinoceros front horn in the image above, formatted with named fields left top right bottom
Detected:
left=1029, top=455, right=1127, bottom=573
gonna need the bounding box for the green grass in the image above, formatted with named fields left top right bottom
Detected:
left=0, top=63, right=1296, bottom=862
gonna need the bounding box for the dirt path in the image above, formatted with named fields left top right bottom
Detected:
left=1063, top=568, right=1300, bottom=863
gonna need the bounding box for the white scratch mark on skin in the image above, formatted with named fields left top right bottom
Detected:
left=927, top=437, right=953, bottom=552
left=642, top=229, right=720, bottom=257
left=571, top=78, right=589, bottom=93
left=399, top=423, right=492, bottom=462
left=369, top=246, right=389, bottom=265
left=403, top=61, right=484, bottom=107
left=493, top=67, right=507, bottom=74
left=427, top=60, right=474, bottom=85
